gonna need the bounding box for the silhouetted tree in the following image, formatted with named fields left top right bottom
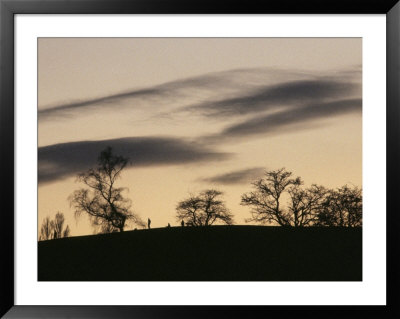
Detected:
left=39, top=212, right=71, bottom=240
left=63, top=225, right=71, bottom=238
left=287, top=184, right=328, bottom=227
left=69, top=147, right=143, bottom=233
left=51, top=212, right=65, bottom=239
left=39, top=216, right=53, bottom=241
left=316, top=185, right=362, bottom=227
left=241, top=168, right=302, bottom=226
left=242, top=168, right=362, bottom=228
left=176, top=189, right=234, bottom=226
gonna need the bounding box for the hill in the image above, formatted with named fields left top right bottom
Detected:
left=38, top=225, right=362, bottom=281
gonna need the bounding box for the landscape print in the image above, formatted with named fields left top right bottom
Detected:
left=38, top=38, right=362, bottom=281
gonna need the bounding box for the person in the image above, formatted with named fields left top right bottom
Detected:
left=167, top=223, right=171, bottom=228
left=181, top=220, right=184, bottom=227
left=147, top=218, right=151, bottom=229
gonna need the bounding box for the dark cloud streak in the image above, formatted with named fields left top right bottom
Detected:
left=38, top=70, right=244, bottom=120
left=203, top=98, right=362, bottom=142
left=38, top=137, right=231, bottom=183
left=199, top=167, right=265, bottom=185
left=38, top=68, right=360, bottom=121
left=39, top=88, right=160, bottom=120
left=185, top=80, right=358, bottom=118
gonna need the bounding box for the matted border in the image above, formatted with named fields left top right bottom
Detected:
left=17, top=16, right=382, bottom=305
left=1, top=0, right=399, bottom=317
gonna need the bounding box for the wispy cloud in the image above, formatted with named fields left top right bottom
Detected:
left=202, top=98, right=362, bottom=143
left=39, top=88, right=162, bottom=120
left=38, top=67, right=362, bottom=183
left=38, top=68, right=255, bottom=121
left=183, top=79, right=359, bottom=118
left=38, top=137, right=231, bottom=183
left=39, top=67, right=359, bottom=121
left=199, top=167, right=265, bottom=185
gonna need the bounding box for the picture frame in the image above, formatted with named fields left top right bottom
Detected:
left=1, top=0, right=399, bottom=317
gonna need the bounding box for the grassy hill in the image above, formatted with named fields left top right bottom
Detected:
left=38, top=225, right=362, bottom=281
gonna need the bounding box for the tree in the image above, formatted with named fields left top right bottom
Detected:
left=63, top=225, right=71, bottom=238
left=287, top=184, right=328, bottom=227
left=39, top=212, right=71, bottom=241
left=316, top=185, right=362, bottom=227
left=241, top=168, right=303, bottom=226
left=69, top=146, right=143, bottom=233
left=51, top=212, right=66, bottom=239
left=176, top=189, right=234, bottom=226
left=39, top=216, right=53, bottom=241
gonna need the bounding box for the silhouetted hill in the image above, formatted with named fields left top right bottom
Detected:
left=38, top=225, right=361, bottom=281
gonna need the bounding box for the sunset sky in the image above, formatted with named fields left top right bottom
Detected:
left=38, top=38, right=362, bottom=237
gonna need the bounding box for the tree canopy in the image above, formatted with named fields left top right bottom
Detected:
left=39, top=212, right=70, bottom=240
left=69, top=147, right=144, bottom=233
left=241, top=168, right=361, bottom=227
left=241, top=168, right=303, bottom=226
left=176, top=189, right=234, bottom=226
left=315, top=185, right=362, bottom=227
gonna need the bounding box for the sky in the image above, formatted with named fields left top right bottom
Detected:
left=38, top=38, right=362, bottom=237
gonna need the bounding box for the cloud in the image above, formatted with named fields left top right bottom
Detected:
left=203, top=98, right=362, bottom=142
left=38, top=137, right=231, bottom=183
left=184, top=79, right=359, bottom=118
left=38, top=88, right=161, bottom=120
left=38, top=69, right=253, bottom=120
left=38, top=67, right=360, bottom=121
left=199, top=167, right=265, bottom=185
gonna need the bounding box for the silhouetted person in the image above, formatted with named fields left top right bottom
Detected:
left=167, top=223, right=171, bottom=228
left=181, top=220, right=184, bottom=227
left=148, top=218, right=151, bottom=229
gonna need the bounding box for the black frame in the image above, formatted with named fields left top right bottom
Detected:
left=1, top=0, right=399, bottom=318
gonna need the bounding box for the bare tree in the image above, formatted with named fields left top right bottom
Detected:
left=316, top=185, right=362, bottom=227
left=39, top=212, right=71, bottom=240
left=39, top=216, right=53, bottom=241
left=51, top=212, right=65, bottom=239
left=287, top=184, right=328, bottom=227
left=63, top=225, right=71, bottom=238
left=69, top=146, right=143, bottom=233
left=241, top=168, right=302, bottom=226
left=176, top=189, right=234, bottom=226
